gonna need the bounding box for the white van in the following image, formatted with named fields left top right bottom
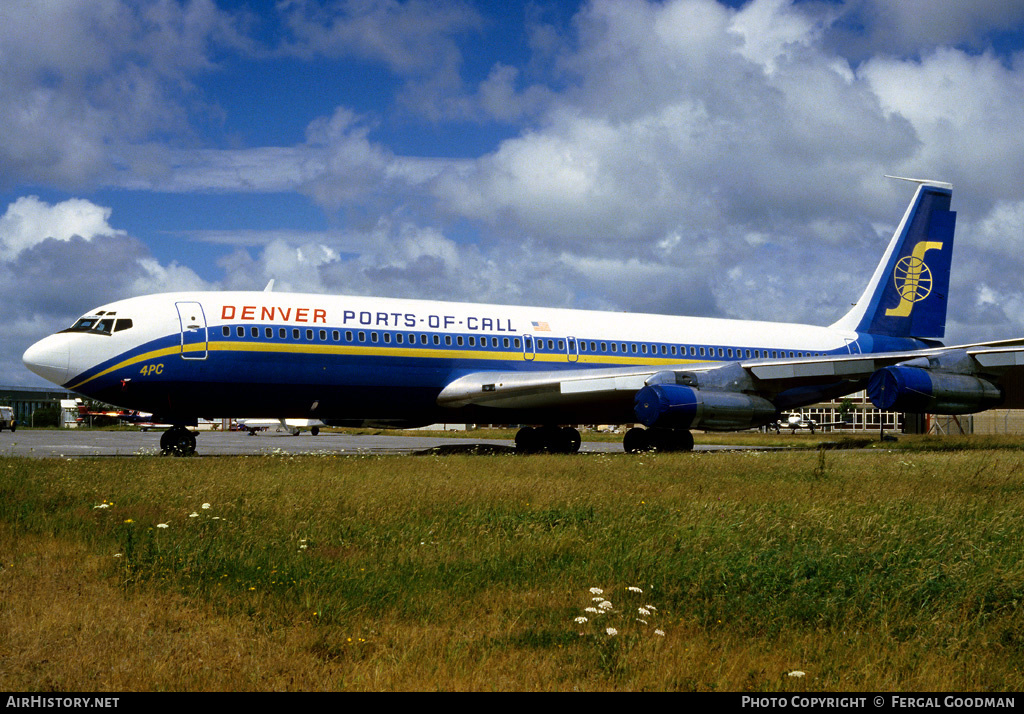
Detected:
left=0, top=406, right=16, bottom=432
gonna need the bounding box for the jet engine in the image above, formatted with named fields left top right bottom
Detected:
left=634, top=383, right=777, bottom=431
left=866, top=365, right=1002, bottom=414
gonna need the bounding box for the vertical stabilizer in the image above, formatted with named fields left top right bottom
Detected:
left=831, top=179, right=956, bottom=339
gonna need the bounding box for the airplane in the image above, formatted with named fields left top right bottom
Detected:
left=773, top=412, right=848, bottom=434
left=235, top=418, right=325, bottom=436
left=22, top=177, right=1024, bottom=456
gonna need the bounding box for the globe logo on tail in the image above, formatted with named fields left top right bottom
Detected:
left=894, top=255, right=933, bottom=302
left=885, top=240, right=943, bottom=317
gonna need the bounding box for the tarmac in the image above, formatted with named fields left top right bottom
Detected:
left=0, top=428, right=765, bottom=458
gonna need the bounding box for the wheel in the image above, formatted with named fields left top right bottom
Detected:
left=311, top=427, right=320, bottom=436
left=623, top=427, right=650, bottom=453
left=561, top=426, right=582, bottom=454
left=161, top=426, right=196, bottom=456
left=515, top=426, right=541, bottom=454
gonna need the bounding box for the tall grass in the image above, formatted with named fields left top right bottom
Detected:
left=2, top=449, right=1023, bottom=690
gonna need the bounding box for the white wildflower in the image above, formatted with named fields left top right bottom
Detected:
left=584, top=607, right=600, bottom=614
left=605, top=627, right=618, bottom=636
left=638, top=607, right=651, bottom=616
left=788, top=671, right=806, bottom=678
left=637, top=619, right=648, bottom=625
left=201, top=503, right=211, bottom=509
left=589, top=587, right=603, bottom=595
left=598, top=600, right=613, bottom=610
left=93, top=503, right=110, bottom=509
left=189, top=512, right=199, bottom=518
left=627, top=586, right=643, bottom=593
left=654, top=629, right=665, bottom=637
left=574, top=616, right=588, bottom=624
left=156, top=523, right=169, bottom=529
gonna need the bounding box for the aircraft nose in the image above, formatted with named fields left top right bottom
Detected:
left=23, top=334, right=71, bottom=386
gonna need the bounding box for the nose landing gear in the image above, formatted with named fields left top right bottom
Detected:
left=160, top=425, right=197, bottom=456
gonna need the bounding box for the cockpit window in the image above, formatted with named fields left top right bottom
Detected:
left=60, top=316, right=133, bottom=336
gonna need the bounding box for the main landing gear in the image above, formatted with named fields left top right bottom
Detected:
left=622, top=427, right=694, bottom=453
left=514, top=425, right=582, bottom=454
left=160, top=425, right=197, bottom=457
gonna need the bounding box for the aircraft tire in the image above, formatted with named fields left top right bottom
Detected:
left=515, top=426, right=541, bottom=454
left=561, top=426, right=582, bottom=454
left=311, top=427, right=320, bottom=436
left=161, top=426, right=196, bottom=457
left=623, top=427, right=650, bottom=453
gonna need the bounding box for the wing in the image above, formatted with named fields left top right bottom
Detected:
left=438, top=342, right=1024, bottom=426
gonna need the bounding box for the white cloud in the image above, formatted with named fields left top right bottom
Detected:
left=0, top=195, right=209, bottom=384
left=0, top=196, right=125, bottom=260
left=0, top=0, right=249, bottom=187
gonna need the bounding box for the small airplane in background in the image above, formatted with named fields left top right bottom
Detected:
left=236, top=418, right=325, bottom=436
left=118, top=410, right=173, bottom=431
left=773, top=412, right=848, bottom=434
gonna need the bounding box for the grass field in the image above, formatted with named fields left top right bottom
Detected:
left=2, top=443, right=1023, bottom=691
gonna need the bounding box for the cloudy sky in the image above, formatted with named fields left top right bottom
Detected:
left=4, top=0, right=1024, bottom=386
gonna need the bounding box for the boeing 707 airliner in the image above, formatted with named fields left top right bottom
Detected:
left=22, top=178, right=1024, bottom=455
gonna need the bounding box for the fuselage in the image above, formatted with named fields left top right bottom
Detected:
left=23, top=290, right=929, bottom=426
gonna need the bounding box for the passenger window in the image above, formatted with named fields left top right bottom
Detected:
left=307, top=329, right=314, bottom=340
left=503, top=337, right=509, bottom=348
left=333, top=330, right=340, bottom=341
left=222, top=326, right=230, bottom=337
left=558, top=340, right=565, bottom=350
left=358, top=331, right=365, bottom=342
left=457, top=336, right=464, bottom=346
left=514, top=338, right=521, bottom=348
left=236, top=327, right=244, bottom=338
left=383, top=332, right=390, bottom=343
left=346, top=331, right=352, bottom=341
left=641, top=344, right=648, bottom=354
left=320, top=330, right=327, bottom=341
left=265, top=327, right=273, bottom=339
left=251, top=327, right=258, bottom=338
left=280, top=328, right=287, bottom=339
left=293, top=328, right=300, bottom=339
left=371, top=332, right=378, bottom=343
left=445, top=335, right=452, bottom=346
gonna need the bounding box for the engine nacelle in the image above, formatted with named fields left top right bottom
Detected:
left=634, top=384, right=777, bottom=431
left=867, top=366, right=1003, bottom=414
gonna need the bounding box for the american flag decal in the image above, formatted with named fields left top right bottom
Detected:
left=531, top=321, right=550, bottom=331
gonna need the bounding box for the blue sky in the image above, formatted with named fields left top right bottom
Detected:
left=3, top=0, right=1024, bottom=385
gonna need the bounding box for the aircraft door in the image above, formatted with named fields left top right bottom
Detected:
left=176, top=301, right=208, bottom=360
left=523, top=334, right=536, bottom=361
left=567, top=336, right=579, bottom=362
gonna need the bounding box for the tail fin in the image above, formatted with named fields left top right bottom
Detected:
left=831, top=178, right=956, bottom=339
